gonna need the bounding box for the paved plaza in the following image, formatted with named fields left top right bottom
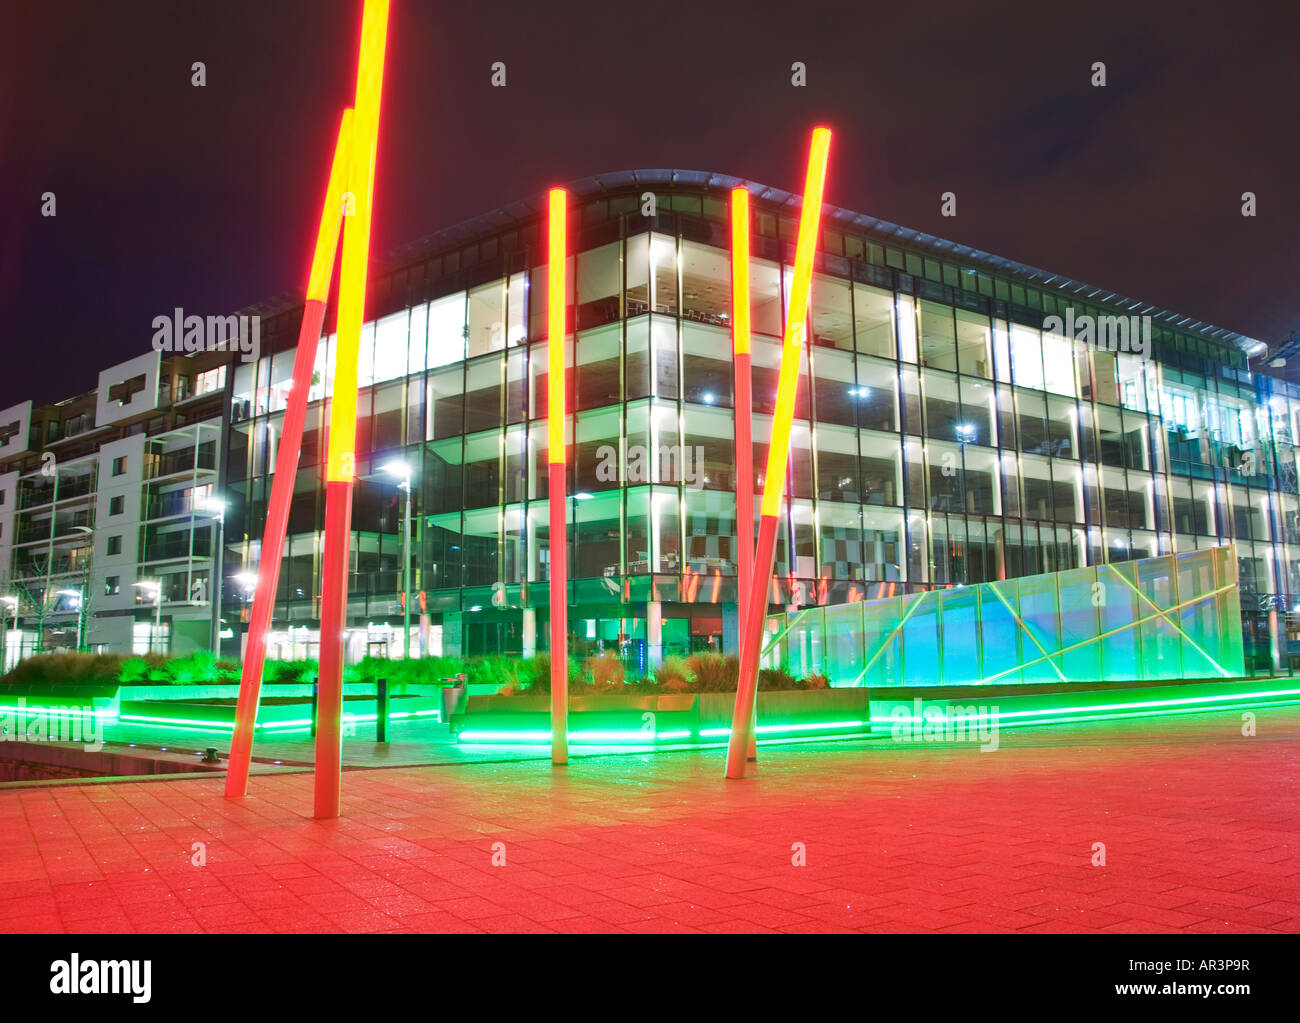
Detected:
left=1, top=707, right=1298, bottom=933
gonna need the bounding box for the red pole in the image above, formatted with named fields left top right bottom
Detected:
left=314, top=0, right=390, bottom=819
left=730, top=187, right=757, bottom=762
left=547, top=188, right=569, bottom=765
left=726, top=127, right=831, bottom=779
left=225, top=109, right=354, bottom=799
left=314, top=481, right=353, bottom=818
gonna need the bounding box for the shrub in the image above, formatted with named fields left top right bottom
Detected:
left=118, top=653, right=169, bottom=683
left=0, top=652, right=126, bottom=687
left=654, top=655, right=694, bottom=689
left=522, top=653, right=584, bottom=694
left=511, top=655, right=545, bottom=688
left=685, top=653, right=738, bottom=692
left=264, top=659, right=318, bottom=684
left=158, top=650, right=227, bottom=684
left=584, top=652, right=626, bottom=691
left=801, top=672, right=831, bottom=690
left=467, top=655, right=519, bottom=687
left=758, top=667, right=799, bottom=691
left=423, top=655, right=467, bottom=680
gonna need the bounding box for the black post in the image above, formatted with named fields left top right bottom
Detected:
left=310, top=677, right=319, bottom=737
left=376, top=677, right=389, bottom=742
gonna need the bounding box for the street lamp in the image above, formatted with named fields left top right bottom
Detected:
left=202, top=497, right=226, bottom=656
left=381, top=460, right=412, bottom=659
left=134, top=580, right=163, bottom=653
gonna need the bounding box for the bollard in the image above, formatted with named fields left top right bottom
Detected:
left=376, top=677, right=389, bottom=742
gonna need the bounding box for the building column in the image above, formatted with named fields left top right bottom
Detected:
left=522, top=607, right=536, bottom=659
left=647, top=600, right=663, bottom=667
left=443, top=611, right=463, bottom=658
left=722, top=601, right=740, bottom=656
left=1269, top=606, right=1285, bottom=674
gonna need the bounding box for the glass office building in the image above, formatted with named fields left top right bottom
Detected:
left=220, top=169, right=1299, bottom=674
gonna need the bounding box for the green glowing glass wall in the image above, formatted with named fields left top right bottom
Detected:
left=763, top=545, right=1245, bottom=686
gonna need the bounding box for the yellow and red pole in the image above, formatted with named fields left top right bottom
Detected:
left=225, top=109, right=354, bottom=799
left=315, top=0, right=390, bottom=819
left=725, top=127, right=831, bottom=779
left=730, top=187, right=758, bottom=762
left=547, top=188, right=569, bottom=765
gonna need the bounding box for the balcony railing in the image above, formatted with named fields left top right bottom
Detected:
left=140, top=534, right=212, bottom=562
left=144, top=448, right=217, bottom=480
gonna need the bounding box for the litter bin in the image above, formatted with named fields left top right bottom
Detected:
left=439, top=674, right=466, bottom=724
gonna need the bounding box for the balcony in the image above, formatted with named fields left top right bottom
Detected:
left=17, top=482, right=54, bottom=510
left=144, top=447, right=217, bottom=480
left=144, top=490, right=201, bottom=521
left=54, top=476, right=95, bottom=502
left=14, top=521, right=52, bottom=545
left=140, top=534, right=212, bottom=563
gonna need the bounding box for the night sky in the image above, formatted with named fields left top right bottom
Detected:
left=4, top=0, right=1299, bottom=411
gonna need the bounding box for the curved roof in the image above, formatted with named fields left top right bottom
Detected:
left=378, top=168, right=1266, bottom=359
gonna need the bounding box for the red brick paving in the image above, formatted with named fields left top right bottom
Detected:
left=1, top=707, right=1298, bottom=933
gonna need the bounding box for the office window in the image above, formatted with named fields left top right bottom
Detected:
left=112, top=456, right=127, bottom=476
left=107, top=535, right=122, bottom=555
left=109, top=495, right=124, bottom=515
left=104, top=576, right=120, bottom=596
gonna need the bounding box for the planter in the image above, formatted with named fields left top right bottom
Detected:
left=450, top=688, right=871, bottom=745
left=117, top=693, right=444, bottom=735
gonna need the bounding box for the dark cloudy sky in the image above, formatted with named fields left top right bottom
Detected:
left=3, top=0, right=1299, bottom=410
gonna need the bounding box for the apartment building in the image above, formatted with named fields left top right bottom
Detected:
left=0, top=347, right=232, bottom=667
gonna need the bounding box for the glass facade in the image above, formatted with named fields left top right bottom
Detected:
left=221, top=173, right=1297, bottom=673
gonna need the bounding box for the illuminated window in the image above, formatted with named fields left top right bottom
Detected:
left=195, top=366, right=227, bottom=396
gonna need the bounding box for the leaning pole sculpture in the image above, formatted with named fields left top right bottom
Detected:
left=725, top=127, right=832, bottom=779
left=315, top=0, right=391, bottom=820
left=730, top=186, right=758, bottom=763
left=224, top=109, right=354, bottom=799
left=547, top=188, right=570, bottom=765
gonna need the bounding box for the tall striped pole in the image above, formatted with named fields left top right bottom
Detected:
left=315, top=0, right=390, bottom=819
left=225, top=108, right=354, bottom=799
left=547, top=188, right=569, bottom=765
left=730, top=187, right=758, bottom=762
left=726, top=127, right=831, bottom=779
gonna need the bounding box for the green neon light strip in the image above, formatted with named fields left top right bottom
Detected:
left=456, top=686, right=1300, bottom=746
left=456, top=728, right=694, bottom=743
left=878, top=699, right=1300, bottom=734
left=120, top=713, right=235, bottom=728
left=699, top=720, right=866, bottom=738
left=108, top=718, right=244, bottom=736
left=875, top=686, right=1300, bottom=728
left=459, top=721, right=868, bottom=744
left=117, top=709, right=442, bottom=733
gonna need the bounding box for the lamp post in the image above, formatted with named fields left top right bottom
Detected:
left=202, top=498, right=226, bottom=656
left=381, top=461, right=412, bottom=659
